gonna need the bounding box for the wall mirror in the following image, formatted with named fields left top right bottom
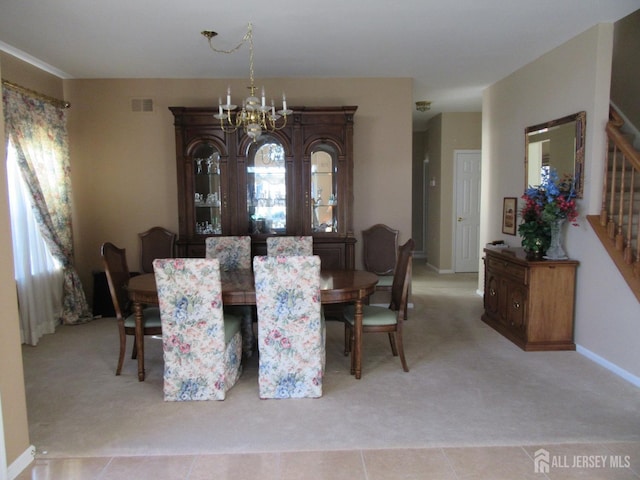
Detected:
left=524, top=111, right=586, bottom=198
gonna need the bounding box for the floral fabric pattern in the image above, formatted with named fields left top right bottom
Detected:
left=205, top=236, right=251, bottom=270
left=153, top=258, right=242, bottom=401
left=253, top=255, right=325, bottom=398
left=266, top=236, right=313, bottom=256
left=205, top=235, right=254, bottom=355
left=3, top=86, right=91, bottom=325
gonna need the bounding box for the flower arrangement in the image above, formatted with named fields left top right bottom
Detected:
left=522, top=168, right=578, bottom=223
left=518, top=168, right=578, bottom=256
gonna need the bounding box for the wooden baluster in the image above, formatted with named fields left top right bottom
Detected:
left=600, top=137, right=610, bottom=226
left=608, top=144, right=618, bottom=239
left=616, top=155, right=626, bottom=250
left=624, top=168, right=635, bottom=263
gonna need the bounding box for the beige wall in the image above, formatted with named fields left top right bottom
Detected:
left=611, top=9, right=640, bottom=129
left=0, top=52, right=54, bottom=470
left=411, top=131, right=426, bottom=256
left=1, top=52, right=63, bottom=99
left=482, top=23, right=640, bottom=380
left=424, top=112, right=482, bottom=271
left=425, top=116, right=442, bottom=267
left=66, top=77, right=413, bottom=304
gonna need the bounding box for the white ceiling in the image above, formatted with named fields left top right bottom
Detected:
left=1, top=0, right=638, bottom=130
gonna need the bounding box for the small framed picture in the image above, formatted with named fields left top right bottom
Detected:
left=502, top=197, right=517, bottom=235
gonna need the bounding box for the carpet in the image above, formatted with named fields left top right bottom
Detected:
left=21, top=266, right=640, bottom=458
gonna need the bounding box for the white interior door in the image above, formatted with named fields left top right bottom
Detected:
left=454, top=150, right=481, bottom=272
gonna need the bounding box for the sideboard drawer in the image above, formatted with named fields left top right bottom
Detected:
left=485, top=255, right=528, bottom=285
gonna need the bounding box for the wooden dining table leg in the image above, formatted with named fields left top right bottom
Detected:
left=353, top=295, right=364, bottom=379
left=133, top=301, right=145, bottom=382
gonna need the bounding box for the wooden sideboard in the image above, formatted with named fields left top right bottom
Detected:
left=482, top=247, right=578, bottom=351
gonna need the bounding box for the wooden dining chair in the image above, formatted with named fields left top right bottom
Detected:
left=266, top=236, right=313, bottom=256
left=362, top=223, right=399, bottom=297
left=153, top=258, right=243, bottom=401
left=344, top=238, right=414, bottom=374
left=253, top=255, right=325, bottom=398
left=205, top=236, right=251, bottom=270
left=138, top=226, right=176, bottom=273
left=101, top=242, right=162, bottom=376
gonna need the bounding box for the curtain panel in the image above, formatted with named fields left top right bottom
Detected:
left=3, top=86, right=91, bottom=326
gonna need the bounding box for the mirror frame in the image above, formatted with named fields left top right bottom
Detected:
left=524, top=111, right=586, bottom=198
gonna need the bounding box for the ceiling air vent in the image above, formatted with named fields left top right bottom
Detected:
left=131, top=98, right=154, bottom=113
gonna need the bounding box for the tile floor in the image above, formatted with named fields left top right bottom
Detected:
left=15, top=441, right=640, bottom=479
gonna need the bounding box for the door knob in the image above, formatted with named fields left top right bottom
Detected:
left=458, top=217, right=464, bottom=222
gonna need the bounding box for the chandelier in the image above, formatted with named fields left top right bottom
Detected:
left=201, top=23, right=291, bottom=140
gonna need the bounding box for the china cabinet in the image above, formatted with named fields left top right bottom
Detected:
left=170, top=106, right=357, bottom=269
left=482, top=246, right=578, bottom=351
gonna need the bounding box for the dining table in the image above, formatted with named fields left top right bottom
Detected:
left=127, top=268, right=378, bottom=382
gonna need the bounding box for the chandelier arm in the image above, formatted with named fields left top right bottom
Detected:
left=205, top=23, right=253, bottom=55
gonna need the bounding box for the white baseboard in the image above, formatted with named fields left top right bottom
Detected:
left=425, top=262, right=454, bottom=274
left=7, top=445, right=35, bottom=480
left=577, top=345, right=640, bottom=389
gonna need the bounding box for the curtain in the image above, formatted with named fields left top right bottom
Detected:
left=7, top=141, right=64, bottom=345
left=3, top=86, right=92, bottom=332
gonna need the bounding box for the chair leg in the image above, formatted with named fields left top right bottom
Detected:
left=116, top=331, right=126, bottom=376
left=131, top=341, right=138, bottom=360
left=396, top=331, right=409, bottom=372
left=388, top=332, right=398, bottom=356
left=344, top=323, right=351, bottom=355
left=349, top=328, right=356, bottom=375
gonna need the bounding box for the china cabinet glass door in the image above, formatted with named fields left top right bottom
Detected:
left=311, top=147, right=337, bottom=233
left=193, top=142, right=222, bottom=235
left=246, top=136, right=286, bottom=234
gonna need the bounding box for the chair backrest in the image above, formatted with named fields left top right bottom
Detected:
left=389, top=239, right=415, bottom=315
left=266, top=236, right=313, bottom=256
left=253, top=255, right=324, bottom=398
left=205, top=236, right=251, bottom=270
left=153, top=257, right=242, bottom=401
left=101, top=242, right=130, bottom=320
left=362, top=224, right=399, bottom=276
left=139, top=226, right=176, bottom=273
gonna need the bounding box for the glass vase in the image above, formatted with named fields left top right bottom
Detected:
left=544, top=218, right=568, bottom=260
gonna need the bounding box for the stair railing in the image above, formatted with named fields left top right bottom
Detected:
left=588, top=107, right=640, bottom=301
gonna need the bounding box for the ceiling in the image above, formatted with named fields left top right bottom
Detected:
left=1, top=0, right=638, bottom=130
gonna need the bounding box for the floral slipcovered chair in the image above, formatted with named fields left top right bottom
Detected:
left=266, top=236, right=313, bottom=256
left=205, top=236, right=251, bottom=270
left=253, top=255, right=325, bottom=399
left=153, top=258, right=242, bottom=401
left=204, top=235, right=254, bottom=356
